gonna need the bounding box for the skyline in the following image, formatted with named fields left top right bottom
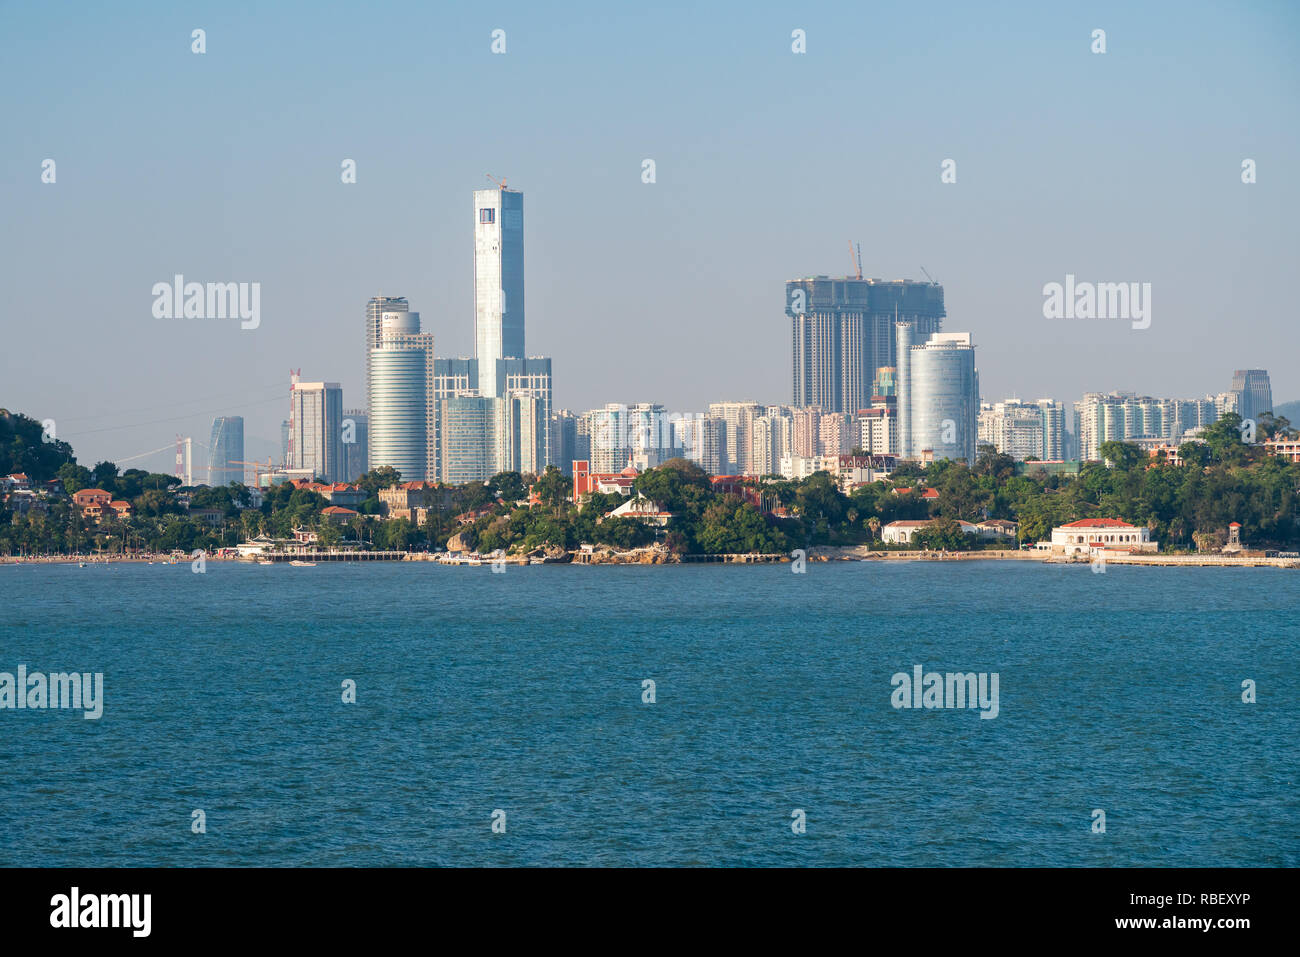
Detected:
left=4, top=0, right=1298, bottom=471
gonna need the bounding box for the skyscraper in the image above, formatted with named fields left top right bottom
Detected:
left=341, top=409, right=368, bottom=482
left=365, top=296, right=409, bottom=412
left=290, top=382, right=344, bottom=482
left=901, top=332, right=979, bottom=463
left=369, top=310, right=435, bottom=482
left=474, top=186, right=525, bottom=397
left=370, top=344, right=429, bottom=483
left=208, top=416, right=244, bottom=487
left=788, top=277, right=945, bottom=414
left=1231, top=369, right=1273, bottom=422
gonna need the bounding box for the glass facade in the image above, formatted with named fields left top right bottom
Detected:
left=369, top=348, right=427, bottom=483
left=208, top=415, right=244, bottom=487
left=474, top=188, right=525, bottom=397
left=908, top=334, right=978, bottom=464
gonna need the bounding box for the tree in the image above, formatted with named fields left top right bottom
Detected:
left=487, top=471, right=527, bottom=502
left=90, top=461, right=119, bottom=489
left=58, top=462, right=93, bottom=495
left=913, top=518, right=976, bottom=551
left=532, top=465, right=572, bottom=509
left=1099, top=441, right=1145, bottom=471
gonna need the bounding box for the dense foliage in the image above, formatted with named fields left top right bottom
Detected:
left=2, top=408, right=1297, bottom=556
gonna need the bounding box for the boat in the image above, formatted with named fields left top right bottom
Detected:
left=289, top=560, right=316, bottom=567
left=78, top=562, right=86, bottom=568
left=258, top=560, right=275, bottom=566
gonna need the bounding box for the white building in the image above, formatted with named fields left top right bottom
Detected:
left=473, top=186, right=525, bottom=398
left=882, top=519, right=979, bottom=544
left=1049, top=518, right=1155, bottom=555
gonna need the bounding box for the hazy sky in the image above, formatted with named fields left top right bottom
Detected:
left=3, top=0, right=1297, bottom=473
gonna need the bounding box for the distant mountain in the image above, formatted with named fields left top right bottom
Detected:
left=1273, top=400, right=1300, bottom=424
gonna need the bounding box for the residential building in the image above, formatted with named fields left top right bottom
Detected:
left=788, top=277, right=945, bottom=414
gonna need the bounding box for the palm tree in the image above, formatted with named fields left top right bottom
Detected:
left=867, top=517, right=881, bottom=542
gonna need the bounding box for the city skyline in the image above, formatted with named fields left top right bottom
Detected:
left=4, top=2, right=1297, bottom=472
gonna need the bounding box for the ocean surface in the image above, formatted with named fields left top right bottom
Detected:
left=1, top=560, right=1296, bottom=867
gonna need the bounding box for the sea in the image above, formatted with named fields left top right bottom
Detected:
left=1, top=560, right=1296, bottom=867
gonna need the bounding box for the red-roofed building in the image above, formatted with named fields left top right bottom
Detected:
left=893, top=486, right=940, bottom=500
left=73, top=488, right=113, bottom=520
left=321, top=505, right=359, bottom=525
left=1049, top=518, right=1154, bottom=555
left=572, top=461, right=638, bottom=502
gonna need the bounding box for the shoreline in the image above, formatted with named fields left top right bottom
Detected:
left=5, top=549, right=1297, bottom=569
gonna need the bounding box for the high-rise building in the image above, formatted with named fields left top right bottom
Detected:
left=902, top=332, right=979, bottom=463
left=708, top=401, right=761, bottom=474
left=365, top=296, right=409, bottom=413
left=474, top=186, right=525, bottom=398
left=788, top=277, right=945, bottom=414
left=367, top=310, right=435, bottom=481
left=553, top=410, right=580, bottom=476
left=674, top=414, right=726, bottom=475
left=341, top=409, right=368, bottom=482
left=818, top=412, right=853, bottom=457
left=279, top=420, right=290, bottom=467
left=290, top=382, right=344, bottom=481
left=1037, top=399, right=1066, bottom=460
left=370, top=341, right=429, bottom=483
left=1231, top=369, right=1273, bottom=423
left=978, top=400, right=1055, bottom=461
left=208, top=416, right=244, bottom=487
left=498, top=357, right=553, bottom=472
left=439, top=396, right=496, bottom=485
left=857, top=406, right=897, bottom=455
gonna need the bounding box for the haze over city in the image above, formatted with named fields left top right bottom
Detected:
left=3, top=0, right=1297, bottom=471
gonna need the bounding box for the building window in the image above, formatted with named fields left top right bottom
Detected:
left=479, top=208, right=495, bottom=224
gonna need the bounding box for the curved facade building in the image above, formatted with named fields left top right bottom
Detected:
left=369, top=346, right=428, bottom=483
left=208, top=415, right=244, bottom=486
left=907, top=333, right=978, bottom=464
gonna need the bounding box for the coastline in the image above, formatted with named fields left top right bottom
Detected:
left=4, top=547, right=1297, bottom=568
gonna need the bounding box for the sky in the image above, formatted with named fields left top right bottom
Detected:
left=2, top=0, right=1298, bottom=473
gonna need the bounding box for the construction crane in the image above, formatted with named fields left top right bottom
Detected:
left=230, top=459, right=278, bottom=487
left=920, top=265, right=938, bottom=285
left=848, top=241, right=863, bottom=280
left=486, top=173, right=508, bottom=190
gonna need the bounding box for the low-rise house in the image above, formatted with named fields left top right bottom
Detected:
left=882, top=519, right=977, bottom=544
left=4, top=489, right=48, bottom=518
left=602, top=495, right=673, bottom=527
left=1048, top=518, right=1155, bottom=555
left=3, top=472, right=31, bottom=491
left=974, top=518, right=1018, bottom=541
left=321, top=505, right=358, bottom=525
left=73, top=488, right=113, bottom=520
left=108, top=500, right=133, bottom=518
left=1264, top=437, right=1300, bottom=463
left=892, top=486, right=940, bottom=500
left=188, top=507, right=225, bottom=527
left=379, top=482, right=450, bottom=518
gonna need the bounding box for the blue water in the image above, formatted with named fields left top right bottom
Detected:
left=1, top=561, right=1296, bottom=866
